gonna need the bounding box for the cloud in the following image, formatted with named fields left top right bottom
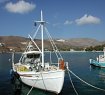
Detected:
left=5, top=0, right=36, bottom=14
left=64, top=20, right=73, bottom=25
left=75, top=14, right=101, bottom=25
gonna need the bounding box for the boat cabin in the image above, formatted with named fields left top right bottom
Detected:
left=22, top=51, right=41, bottom=64
left=97, top=55, right=105, bottom=63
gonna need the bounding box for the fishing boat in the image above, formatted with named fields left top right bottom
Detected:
left=89, top=47, right=105, bottom=67
left=11, top=11, right=67, bottom=94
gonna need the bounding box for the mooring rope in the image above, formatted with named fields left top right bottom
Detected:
left=26, top=71, right=47, bottom=95
left=26, top=86, right=34, bottom=95
left=67, top=69, right=79, bottom=95
left=40, top=71, right=47, bottom=92
left=67, top=68, right=105, bottom=92
left=26, top=75, right=40, bottom=95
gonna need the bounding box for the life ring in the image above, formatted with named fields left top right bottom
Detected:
left=59, top=59, right=65, bottom=70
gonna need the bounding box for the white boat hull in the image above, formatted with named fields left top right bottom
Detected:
left=11, top=11, right=66, bottom=94
left=18, top=70, right=65, bottom=94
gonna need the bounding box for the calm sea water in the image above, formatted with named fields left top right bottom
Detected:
left=0, top=52, right=105, bottom=95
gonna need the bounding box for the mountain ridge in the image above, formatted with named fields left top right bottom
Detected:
left=0, top=36, right=104, bottom=51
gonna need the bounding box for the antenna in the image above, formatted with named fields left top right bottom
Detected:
left=41, top=10, right=43, bottom=21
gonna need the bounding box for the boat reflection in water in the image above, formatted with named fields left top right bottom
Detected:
left=90, top=65, right=105, bottom=83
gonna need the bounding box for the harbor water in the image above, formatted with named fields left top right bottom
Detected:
left=0, top=52, right=105, bottom=95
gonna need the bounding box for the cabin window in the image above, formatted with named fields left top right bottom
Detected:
left=27, top=53, right=40, bottom=59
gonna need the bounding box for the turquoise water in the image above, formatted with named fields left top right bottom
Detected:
left=0, top=52, right=105, bottom=95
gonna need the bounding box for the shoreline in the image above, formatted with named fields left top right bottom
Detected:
left=0, top=51, right=103, bottom=54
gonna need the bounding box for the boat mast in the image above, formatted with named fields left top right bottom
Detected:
left=34, top=10, right=45, bottom=67
left=41, top=10, right=44, bottom=67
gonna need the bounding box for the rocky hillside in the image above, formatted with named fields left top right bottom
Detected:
left=0, top=36, right=103, bottom=51
left=0, top=36, right=28, bottom=48
left=64, top=38, right=101, bottom=47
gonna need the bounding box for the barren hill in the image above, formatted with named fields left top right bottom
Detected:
left=64, top=38, right=101, bottom=47
left=0, top=36, right=103, bottom=51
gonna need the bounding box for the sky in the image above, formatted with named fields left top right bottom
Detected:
left=0, top=0, right=105, bottom=41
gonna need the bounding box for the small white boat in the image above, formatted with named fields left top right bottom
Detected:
left=11, top=11, right=67, bottom=94
left=89, top=47, right=105, bottom=67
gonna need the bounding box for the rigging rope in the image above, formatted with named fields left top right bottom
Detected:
left=28, top=35, right=41, bottom=53
left=44, top=27, right=59, bottom=59
left=33, top=24, right=41, bottom=39
left=67, top=68, right=105, bottom=92
left=44, top=27, right=63, bottom=59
